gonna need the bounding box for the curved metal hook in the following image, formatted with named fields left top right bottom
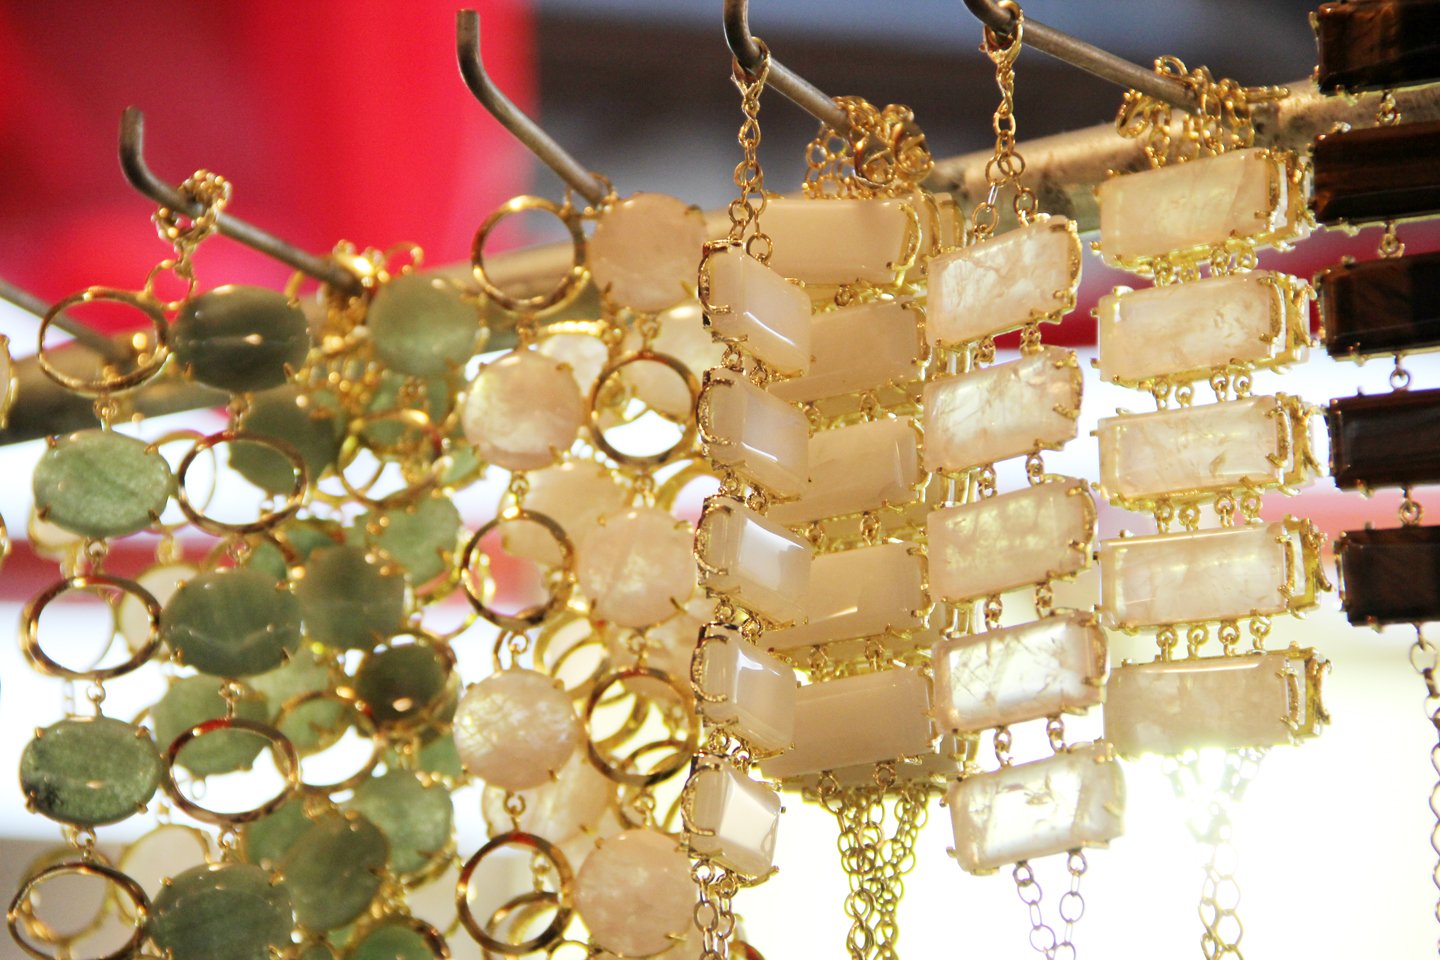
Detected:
left=119, top=108, right=363, bottom=295
left=723, top=0, right=851, bottom=133
left=962, top=0, right=1198, bottom=110
left=456, top=9, right=607, bottom=206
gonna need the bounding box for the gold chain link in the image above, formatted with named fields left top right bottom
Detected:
left=1412, top=633, right=1440, bottom=951
left=1012, top=851, right=1088, bottom=960
left=971, top=4, right=1037, bottom=242
left=1116, top=57, right=1286, bottom=168
left=728, top=48, right=773, bottom=264
left=693, top=859, right=739, bottom=960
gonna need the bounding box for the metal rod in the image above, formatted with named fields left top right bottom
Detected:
left=456, top=10, right=608, bottom=206
left=0, top=278, right=132, bottom=363
left=723, top=0, right=852, bottom=133
left=963, top=0, right=1198, bottom=111
left=119, top=107, right=364, bottom=296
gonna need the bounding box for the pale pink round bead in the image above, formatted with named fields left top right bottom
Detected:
left=575, top=829, right=694, bottom=958
left=578, top=508, right=695, bottom=629
left=462, top=349, right=585, bottom=471
left=452, top=669, right=580, bottom=792
left=481, top=752, right=612, bottom=843
left=589, top=193, right=708, bottom=315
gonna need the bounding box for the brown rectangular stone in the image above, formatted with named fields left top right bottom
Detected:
left=1327, top=387, right=1440, bottom=489
left=1336, top=525, right=1440, bottom=625
left=1320, top=250, right=1440, bottom=358
left=1315, top=0, right=1440, bottom=93
left=1312, top=120, right=1440, bottom=225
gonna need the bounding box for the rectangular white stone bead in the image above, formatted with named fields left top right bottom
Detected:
left=700, top=242, right=812, bottom=375
left=1097, top=395, right=1311, bottom=507
left=768, top=301, right=923, bottom=404
left=1097, top=272, right=1309, bottom=387
left=923, top=347, right=1083, bottom=473
left=700, top=367, right=810, bottom=500
left=1097, top=147, right=1307, bottom=268
left=697, top=497, right=812, bottom=625
left=927, top=480, right=1095, bottom=603
left=765, top=541, right=927, bottom=653
left=948, top=743, right=1125, bottom=874
left=697, top=628, right=798, bottom=753
left=688, top=762, right=782, bottom=877
left=1099, top=521, right=1303, bottom=630
left=927, top=216, right=1081, bottom=347
left=763, top=668, right=934, bottom=779
left=768, top=417, right=921, bottom=525
left=762, top=196, right=917, bottom=286
left=1104, top=651, right=1323, bottom=756
left=933, top=611, right=1107, bottom=734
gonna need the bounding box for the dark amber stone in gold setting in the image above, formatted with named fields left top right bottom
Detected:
left=1328, top=387, right=1440, bottom=490
left=1319, top=250, right=1440, bottom=358
left=1312, top=120, right=1440, bottom=225
left=1315, top=0, right=1440, bottom=93
left=1336, top=525, right=1440, bottom=625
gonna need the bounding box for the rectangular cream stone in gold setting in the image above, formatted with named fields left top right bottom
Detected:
left=1104, top=652, right=1311, bottom=756
left=768, top=417, right=921, bottom=525
left=1097, top=395, right=1311, bottom=507
left=926, top=480, right=1094, bottom=602
left=766, top=541, right=926, bottom=653
left=762, top=668, right=934, bottom=779
left=687, top=761, right=782, bottom=877
left=696, top=497, right=812, bottom=625
left=1099, top=521, right=1301, bottom=630
left=762, top=196, right=916, bottom=286
left=932, top=611, right=1107, bottom=733
left=1097, top=272, right=1308, bottom=386
left=923, top=347, right=1082, bottom=472
left=1097, top=147, right=1306, bottom=267
left=768, top=301, right=922, bottom=404
left=697, top=627, right=798, bottom=753
left=700, top=242, right=812, bottom=375
left=700, top=368, right=810, bottom=500
left=948, top=743, right=1124, bottom=874
left=927, top=217, right=1081, bottom=347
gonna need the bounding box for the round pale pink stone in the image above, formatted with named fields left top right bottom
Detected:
left=575, top=829, right=694, bottom=958
left=621, top=303, right=724, bottom=420
left=453, top=669, right=580, bottom=791
left=462, top=350, right=585, bottom=471
left=502, top=459, right=628, bottom=567
left=481, top=751, right=612, bottom=843
left=589, top=193, right=708, bottom=314
left=578, top=508, right=695, bottom=629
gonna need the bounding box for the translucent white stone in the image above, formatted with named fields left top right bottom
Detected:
left=621, top=302, right=726, bottom=420
left=1099, top=521, right=1298, bottom=630
left=927, top=217, right=1081, bottom=347
left=765, top=542, right=926, bottom=653
left=575, top=829, right=694, bottom=958
left=700, top=244, right=812, bottom=376
left=948, top=743, right=1125, bottom=874
left=1105, top=652, right=1308, bottom=756
left=589, top=192, right=709, bottom=314
left=503, top=459, right=628, bottom=566
left=463, top=349, right=586, bottom=471
left=698, top=630, right=798, bottom=753
left=768, top=301, right=922, bottom=404
left=687, top=762, right=781, bottom=877
left=538, top=331, right=611, bottom=396
left=578, top=508, right=695, bottom=628
left=1097, top=272, right=1306, bottom=386
left=762, top=668, right=933, bottom=779
left=927, top=480, right=1094, bottom=602
left=696, top=497, right=812, bottom=624
left=1098, top=395, right=1309, bottom=506
left=1097, top=147, right=1306, bottom=267
left=481, top=751, right=613, bottom=842
left=120, top=562, right=197, bottom=652
left=933, top=612, right=1107, bottom=733
left=700, top=368, right=809, bottom=499
left=453, top=669, right=580, bottom=791
left=768, top=417, right=920, bottom=525
left=923, top=347, right=1082, bottom=472
left=763, top=196, right=917, bottom=285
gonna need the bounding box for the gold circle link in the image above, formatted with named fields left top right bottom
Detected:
left=161, top=718, right=300, bottom=825
left=22, top=576, right=161, bottom=682
left=460, top=510, right=575, bottom=633
left=7, top=861, right=150, bottom=960
left=37, top=289, right=166, bottom=396
left=176, top=431, right=308, bottom=535
left=588, top=350, right=699, bottom=469
left=472, top=196, right=588, bottom=315
left=271, top=690, right=383, bottom=794
left=337, top=409, right=450, bottom=509
left=456, top=831, right=573, bottom=956
left=583, top=666, right=699, bottom=788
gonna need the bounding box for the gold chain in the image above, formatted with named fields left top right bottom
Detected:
left=728, top=47, right=773, bottom=264
left=1412, top=633, right=1440, bottom=950
left=147, top=169, right=232, bottom=307
left=971, top=4, right=1036, bottom=241
left=1012, top=851, right=1088, bottom=960
left=693, top=859, right=739, bottom=960
left=1116, top=57, right=1286, bottom=167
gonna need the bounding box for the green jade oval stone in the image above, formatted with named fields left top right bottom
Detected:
left=245, top=516, right=349, bottom=580
left=152, top=675, right=269, bottom=777
left=33, top=430, right=172, bottom=539
left=250, top=644, right=346, bottom=753
left=349, top=922, right=436, bottom=960
left=148, top=862, right=294, bottom=960
left=354, top=643, right=449, bottom=728
left=386, top=731, right=462, bottom=781
left=296, top=545, right=406, bottom=650
left=240, top=798, right=312, bottom=869
left=161, top=568, right=302, bottom=677
left=172, top=285, right=311, bottom=393
left=20, top=717, right=161, bottom=826
left=360, top=495, right=461, bottom=587
left=367, top=274, right=479, bottom=378
left=230, top=384, right=344, bottom=494
left=347, top=769, right=454, bottom=876
left=281, top=811, right=388, bottom=931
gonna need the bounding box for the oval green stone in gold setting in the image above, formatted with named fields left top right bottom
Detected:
left=172, top=285, right=311, bottom=393
left=296, top=546, right=406, bottom=650
left=32, top=430, right=172, bottom=539
left=231, top=385, right=344, bottom=494
left=250, top=645, right=346, bottom=753
left=367, top=274, right=480, bottom=378
left=347, top=770, right=454, bottom=876
left=360, top=495, right=461, bottom=588
left=354, top=642, right=450, bottom=729
left=239, top=798, right=312, bottom=870
left=349, top=921, right=441, bottom=960
left=152, top=675, right=270, bottom=777
left=20, top=717, right=161, bottom=826
left=280, top=810, right=389, bottom=931
left=161, top=568, right=302, bottom=677
left=148, top=862, right=294, bottom=960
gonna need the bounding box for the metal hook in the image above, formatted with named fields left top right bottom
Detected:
left=119, top=107, right=363, bottom=296
left=456, top=9, right=608, bottom=207
left=963, top=0, right=1198, bottom=110
left=723, top=0, right=852, bottom=133
left=0, top=277, right=131, bottom=362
